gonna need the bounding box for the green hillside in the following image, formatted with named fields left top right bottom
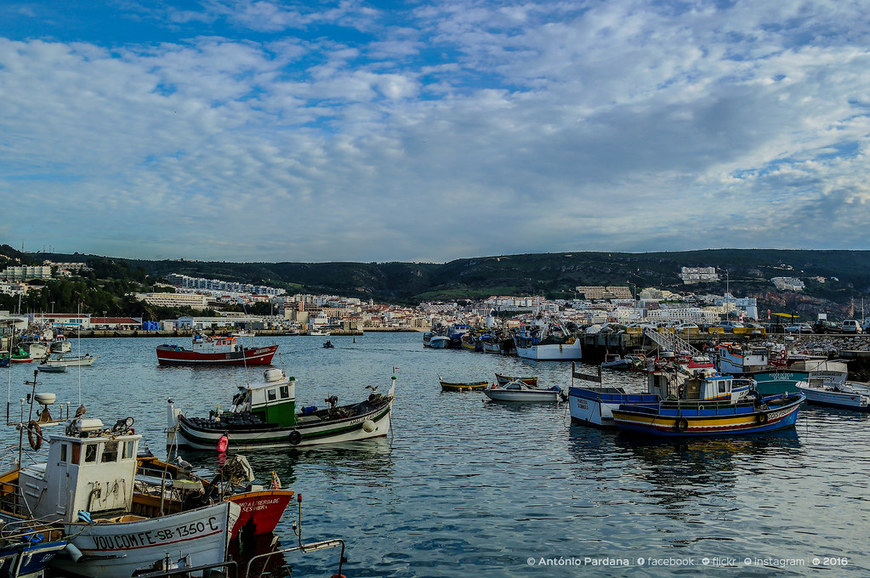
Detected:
left=7, top=246, right=870, bottom=319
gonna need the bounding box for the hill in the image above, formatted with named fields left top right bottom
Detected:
left=11, top=247, right=869, bottom=319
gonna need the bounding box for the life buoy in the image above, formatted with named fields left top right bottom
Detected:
left=756, top=413, right=768, bottom=425
left=675, top=418, right=689, bottom=432
left=289, top=430, right=302, bottom=445
left=27, top=420, right=42, bottom=451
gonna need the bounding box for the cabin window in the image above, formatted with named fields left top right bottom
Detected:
left=102, top=441, right=118, bottom=462
left=718, top=382, right=727, bottom=394
left=60, top=444, right=67, bottom=463
left=268, top=389, right=277, bottom=401
left=122, top=440, right=134, bottom=459
left=280, top=386, right=289, bottom=399
left=84, top=444, right=98, bottom=463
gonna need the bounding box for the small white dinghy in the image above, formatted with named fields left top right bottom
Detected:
left=796, top=381, right=870, bottom=411
left=484, top=380, right=565, bottom=402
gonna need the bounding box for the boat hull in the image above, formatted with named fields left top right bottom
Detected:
left=136, top=455, right=294, bottom=540
left=494, top=374, right=537, bottom=386
left=611, top=393, right=805, bottom=437
left=156, top=344, right=278, bottom=366
left=484, top=388, right=561, bottom=402
left=427, top=337, right=450, bottom=349
left=0, top=539, right=67, bottom=578
left=481, top=341, right=501, bottom=354
left=514, top=341, right=581, bottom=361
left=41, top=355, right=98, bottom=368
left=568, top=387, right=659, bottom=428
left=440, top=381, right=488, bottom=391
left=46, top=501, right=239, bottom=578
left=227, top=490, right=296, bottom=537
left=750, top=370, right=808, bottom=395
left=796, top=384, right=870, bottom=411
left=173, top=398, right=393, bottom=450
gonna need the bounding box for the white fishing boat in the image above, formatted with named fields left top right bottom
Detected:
left=483, top=380, right=564, bottom=402
left=18, top=334, right=48, bottom=360
left=427, top=335, right=450, bottom=349
left=49, top=335, right=71, bottom=354
left=38, top=353, right=98, bottom=368
left=513, top=319, right=581, bottom=361
left=796, top=381, right=870, bottom=411
left=0, top=377, right=240, bottom=578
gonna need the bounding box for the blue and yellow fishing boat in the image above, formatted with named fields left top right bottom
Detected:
left=611, top=372, right=805, bottom=437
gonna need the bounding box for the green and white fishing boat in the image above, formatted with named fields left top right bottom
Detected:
left=168, top=368, right=395, bottom=450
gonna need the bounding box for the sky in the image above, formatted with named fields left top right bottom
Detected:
left=1, top=0, right=869, bottom=264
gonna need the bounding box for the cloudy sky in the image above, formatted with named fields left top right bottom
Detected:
left=1, top=1, right=868, bottom=263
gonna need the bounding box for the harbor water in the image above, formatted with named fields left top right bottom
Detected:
left=3, top=332, right=869, bottom=576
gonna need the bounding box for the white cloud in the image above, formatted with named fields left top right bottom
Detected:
left=1, top=0, right=869, bottom=262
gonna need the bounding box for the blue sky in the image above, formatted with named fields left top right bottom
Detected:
left=1, top=0, right=869, bottom=263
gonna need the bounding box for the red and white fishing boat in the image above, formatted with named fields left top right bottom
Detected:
left=156, top=334, right=278, bottom=366
left=137, top=453, right=295, bottom=539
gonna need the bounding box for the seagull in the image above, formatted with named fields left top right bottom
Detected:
left=74, top=405, right=87, bottom=418
left=364, top=385, right=378, bottom=393
left=175, top=455, right=193, bottom=470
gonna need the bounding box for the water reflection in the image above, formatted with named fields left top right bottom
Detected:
left=568, top=425, right=803, bottom=515
left=176, top=437, right=394, bottom=488
left=229, top=532, right=347, bottom=578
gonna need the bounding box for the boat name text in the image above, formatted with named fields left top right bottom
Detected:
left=90, top=516, right=220, bottom=550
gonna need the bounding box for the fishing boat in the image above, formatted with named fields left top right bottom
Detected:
left=18, top=334, right=48, bottom=359
left=48, top=335, right=71, bottom=354
left=795, top=381, right=870, bottom=411
left=460, top=333, right=480, bottom=352
left=4, top=347, right=31, bottom=364
left=423, top=331, right=450, bottom=349
left=609, top=369, right=805, bottom=437
left=37, top=353, right=98, bottom=369
left=513, top=320, right=581, bottom=361
left=136, top=452, right=295, bottom=540
left=601, top=354, right=634, bottom=370
left=168, top=368, right=395, bottom=450
left=484, top=380, right=564, bottom=402
left=428, top=335, right=451, bottom=349
left=479, top=334, right=501, bottom=354
left=445, top=324, right=472, bottom=349
left=0, top=520, right=67, bottom=578
left=710, top=342, right=770, bottom=375
left=35, top=362, right=66, bottom=373
left=439, top=379, right=488, bottom=392
left=746, top=369, right=809, bottom=395
left=156, top=333, right=278, bottom=366
left=494, top=372, right=537, bottom=387
left=0, top=376, right=240, bottom=578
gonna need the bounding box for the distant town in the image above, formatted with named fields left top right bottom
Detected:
left=2, top=266, right=867, bottom=337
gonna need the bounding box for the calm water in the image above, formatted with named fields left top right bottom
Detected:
left=3, top=333, right=869, bottom=576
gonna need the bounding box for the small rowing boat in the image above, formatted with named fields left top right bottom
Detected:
left=439, top=379, right=488, bottom=392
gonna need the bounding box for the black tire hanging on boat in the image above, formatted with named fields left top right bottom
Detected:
left=756, top=412, right=768, bottom=425
left=289, top=430, right=302, bottom=445
left=675, top=418, right=688, bottom=432
left=27, top=420, right=42, bottom=451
